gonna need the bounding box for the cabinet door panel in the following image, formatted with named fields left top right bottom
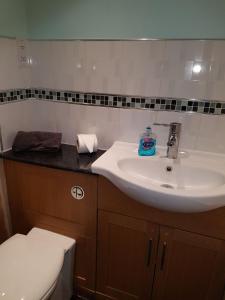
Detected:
left=152, top=227, right=225, bottom=300
left=5, top=161, right=97, bottom=235
left=97, top=211, right=159, bottom=300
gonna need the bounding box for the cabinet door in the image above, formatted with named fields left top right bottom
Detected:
left=152, top=227, right=225, bottom=300
left=97, top=211, right=159, bottom=300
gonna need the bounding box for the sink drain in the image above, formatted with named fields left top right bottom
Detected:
left=160, top=184, right=174, bottom=189
left=166, top=166, right=173, bottom=172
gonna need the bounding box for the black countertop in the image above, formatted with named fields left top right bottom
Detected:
left=1, top=144, right=105, bottom=174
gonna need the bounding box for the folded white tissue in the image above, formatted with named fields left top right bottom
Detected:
left=76, top=134, right=98, bottom=153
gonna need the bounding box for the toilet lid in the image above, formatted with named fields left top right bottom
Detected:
left=0, top=234, right=65, bottom=300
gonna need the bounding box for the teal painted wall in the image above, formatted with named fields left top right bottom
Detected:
left=0, top=0, right=225, bottom=39
left=26, top=0, right=225, bottom=39
left=0, top=0, right=27, bottom=37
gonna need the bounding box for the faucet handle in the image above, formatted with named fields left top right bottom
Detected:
left=153, top=123, right=170, bottom=127
left=153, top=122, right=181, bottom=129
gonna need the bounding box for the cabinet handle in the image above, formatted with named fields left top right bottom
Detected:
left=146, top=239, right=153, bottom=266
left=160, top=242, right=167, bottom=271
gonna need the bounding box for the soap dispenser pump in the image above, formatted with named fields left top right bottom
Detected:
left=138, top=126, right=156, bottom=156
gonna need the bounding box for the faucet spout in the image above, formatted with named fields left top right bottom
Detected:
left=167, top=135, right=177, bottom=147
left=167, top=123, right=181, bottom=159
left=153, top=122, right=182, bottom=159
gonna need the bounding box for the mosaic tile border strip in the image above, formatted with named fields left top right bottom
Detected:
left=0, top=89, right=31, bottom=104
left=1, top=88, right=225, bottom=115
left=32, top=88, right=225, bottom=115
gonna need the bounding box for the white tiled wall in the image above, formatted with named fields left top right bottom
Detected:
left=0, top=38, right=30, bottom=90
left=27, top=40, right=225, bottom=154
left=0, top=38, right=31, bottom=150
left=0, top=100, right=35, bottom=150
left=30, top=40, right=225, bottom=101
left=1, top=38, right=225, bottom=154
left=28, top=100, right=225, bottom=154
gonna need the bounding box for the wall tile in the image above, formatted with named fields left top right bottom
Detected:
left=0, top=38, right=30, bottom=90
left=0, top=101, right=34, bottom=150
left=196, top=114, right=225, bottom=153
left=30, top=40, right=225, bottom=101
left=0, top=38, right=31, bottom=150
left=118, top=109, right=157, bottom=144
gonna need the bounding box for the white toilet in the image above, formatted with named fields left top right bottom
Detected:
left=0, top=227, right=76, bottom=300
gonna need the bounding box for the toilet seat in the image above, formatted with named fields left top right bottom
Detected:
left=0, top=229, right=74, bottom=300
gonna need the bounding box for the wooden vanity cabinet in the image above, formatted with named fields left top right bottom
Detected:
left=4, top=160, right=225, bottom=300
left=4, top=160, right=98, bottom=296
left=97, top=177, right=225, bottom=300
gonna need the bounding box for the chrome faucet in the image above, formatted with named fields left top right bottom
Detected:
left=153, top=122, right=182, bottom=159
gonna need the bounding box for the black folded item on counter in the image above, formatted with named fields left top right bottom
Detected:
left=12, top=131, right=62, bottom=152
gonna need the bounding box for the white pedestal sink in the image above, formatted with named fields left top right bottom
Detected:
left=92, top=141, right=225, bottom=213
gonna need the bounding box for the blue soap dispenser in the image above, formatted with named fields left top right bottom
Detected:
left=138, top=126, right=156, bottom=156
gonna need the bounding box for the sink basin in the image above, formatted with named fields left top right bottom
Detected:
left=92, top=141, right=225, bottom=213
left=118, top=158, right=225, bottom=191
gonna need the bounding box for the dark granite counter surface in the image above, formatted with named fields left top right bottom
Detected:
left=0, top=144, right=105, bottom=174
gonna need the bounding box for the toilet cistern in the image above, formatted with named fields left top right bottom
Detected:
left=153, top=122, right=182, bottom=159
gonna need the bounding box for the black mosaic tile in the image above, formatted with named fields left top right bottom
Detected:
left=0, top=88, right=30, bottom=104
left=193, top=106, right=198, bottom=112
left=171, top=100, right=176, bottom=106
